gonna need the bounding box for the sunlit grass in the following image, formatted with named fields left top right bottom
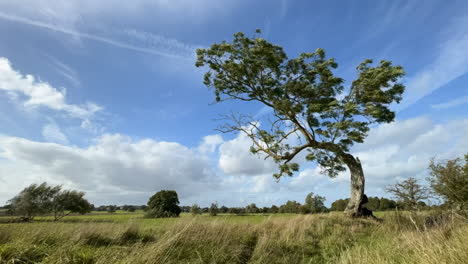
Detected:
left=1, top=211, right=466, bottom=263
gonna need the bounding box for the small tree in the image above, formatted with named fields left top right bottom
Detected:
left=196, top=30, right=405, bottom=217
left=269, top=205, right=279, bottom=214
left=428, top=154, right=468, bottom=209
left=279, top=200, right=301, bottom=213
left=7, top=183, right=60, bottom=220
left=386, top=177, right=430, bottom=210
left=107, top=205, right=117, bottom=214
left=126, top=206, right=136, bottom=212
left=52, top=190, right=92, bottom=220
left=305, top=192, right=327, bottom=213
left=190, top=204, right=202, bottom=216
left=7, top=182, right=91, bottom=221
left=245, top=203, right=259, bottom=213
left=209, top=203, right=219, bottom=216
left=146, top=190, right=181, bottom=218
left=378, top=198, right=396, bottom=211
left=220, top=205, right=229, bottom=213
left=330, top=199, right=349, bottom=211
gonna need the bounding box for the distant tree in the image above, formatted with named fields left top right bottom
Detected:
left=52, top=190, right=92, bottom=220
left=269, top=205, right=279, bottom=214
left=365, top=197, right=380, bottom=211
left=220, top=205, right=229, bottom=213
left=145, top=190, right=181, bottom=218
left=299, top=205, right=310, bottom=214
left=261, top=207, right=269, bottom=214
left=191, top=204, right=202, bottom=216
left=126, top=206, right=136, bottom=212
left=330, top=199, right=349, bottom=211
left=209, top=203, right=219, bottom=216
left=378, top=198, right=396, bottom=211
left=7, top=183, right=91, bottom=221
left=428, top=154, right=468, bottom=209
left=228, top=207, right=246, bottom=215
left=6, top=183, right=60, bottom=220
left=180, top=206, right=191, bottom=213
left=196, top=30, right=405, bottom=217
left=279, top=201, right=301, bottom=213
left=107, top=205, right=117, bottom=214
left=304, top=192, right=328, bottom=213
left=386, top=177, right=430, bottom=210
left=246, top=203, right=259, bottom=213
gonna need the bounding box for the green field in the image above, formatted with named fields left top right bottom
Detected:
left=1, top=211, right=467, bottom=263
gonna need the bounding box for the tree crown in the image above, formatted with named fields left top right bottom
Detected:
left=196, top=30, right=405, bottom=178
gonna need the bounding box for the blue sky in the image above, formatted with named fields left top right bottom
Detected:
left=0, top=0, right=467, bottom=207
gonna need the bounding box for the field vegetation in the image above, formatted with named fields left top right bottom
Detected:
left=1, top=210, right=467, bottom=264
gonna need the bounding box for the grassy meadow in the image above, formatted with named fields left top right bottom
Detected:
left=1, top=211, right=467, bottom=264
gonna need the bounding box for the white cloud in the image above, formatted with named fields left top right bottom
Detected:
left=0, top=134, right=219, bottom=205
left=431, top=95, right=468, bottom=109
left=284, top=117, right=468, bottom=198
left=42, top=123, right=69, bottom=144
left=0, top=57, right=101, bottom=119
left=198, top=134, right=223, bottom=154
left=218, top=133, right=277, bottom=176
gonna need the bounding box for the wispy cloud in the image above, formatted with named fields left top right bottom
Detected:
left=400, top=17, right=468, bottom=110
left=42, top=122, right=69, bottom=144
left=431, top=95, right=468, bottom=109
left=0, top=12, right=197, bottom=60
left=43, top=54, right=81, bottom=87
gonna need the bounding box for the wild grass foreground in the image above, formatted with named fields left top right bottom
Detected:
left=1, top=211, right=467, bottom=264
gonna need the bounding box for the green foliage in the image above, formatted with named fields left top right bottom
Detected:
left=146, top=190, right=181, bottom=218
left=246, top=203, right=260, bottom=213
left=107, top=205, right=117, bottom=214
left=269, top=205, right=279, bottom=214
left=6, top=183, right=60, bottom=220
left=6, top=182, right=91, bottom=221
left=279, top=200, right=301, bottom=213
left=330, top=199, right=349, bottom=211
left=428, top=154, right=468, bottom=209
left=196, top=30, right=405, bottom=178
left=190, top=204, right=202, bottom=216
left=52, top=190, right=92, bottom=220
left=386, top=177, right=430, bottom=210
left=209, top=203, right=219, bottom=216
left=304, top=192, right=328, bottom=213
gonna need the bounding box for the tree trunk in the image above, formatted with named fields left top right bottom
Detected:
left=344, top=156, right=365, bottom=217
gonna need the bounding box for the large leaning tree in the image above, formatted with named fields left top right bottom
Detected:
left=196, top=31, right=405, bottom=217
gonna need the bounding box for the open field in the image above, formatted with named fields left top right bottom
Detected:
left=1, top=211, right=467, bottom=264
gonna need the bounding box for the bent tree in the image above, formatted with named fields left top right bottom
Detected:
left=196, top=31, right=405, bottom=217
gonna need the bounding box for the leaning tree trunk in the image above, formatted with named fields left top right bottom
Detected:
left=344, top=156, right=365, bottom=217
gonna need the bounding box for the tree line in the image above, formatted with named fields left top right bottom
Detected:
left=3, top=153, right=467, bottom=220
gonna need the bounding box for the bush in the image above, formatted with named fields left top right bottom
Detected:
left=146, top=190, right=181, bottom=218
left=190, top=204, right=202, bottom=216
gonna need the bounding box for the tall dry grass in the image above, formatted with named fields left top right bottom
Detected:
left=0, top=212, right=466, bottom=263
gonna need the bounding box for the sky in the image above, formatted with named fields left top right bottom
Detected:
left=0, top=0, right=467, bottom=207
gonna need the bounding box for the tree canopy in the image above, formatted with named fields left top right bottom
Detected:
left=428, top=154, right=468, bottom=209
left=7, top=182, right=91, bottom=221
left=196, top=30, right=405, bottom=216
left=196, top=30, right=404, bottom=178
left=386, top=177, right=430, bottom=210
left=146, top=190, right=181, bottom=218
left=304, top=192, right=327, bottom=213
